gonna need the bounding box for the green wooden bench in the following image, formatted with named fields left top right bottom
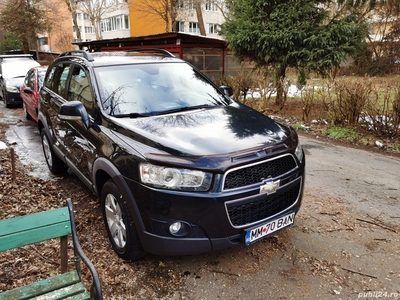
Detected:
left=0, top=198, right=103, bottom=300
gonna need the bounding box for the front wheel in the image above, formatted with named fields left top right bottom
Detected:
left=41, top=130, right=68, bottom=174
left=101, top=180, right=144, bottom=261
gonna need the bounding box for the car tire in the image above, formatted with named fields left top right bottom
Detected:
left=23, top=103, right=32, bottom=120
left=3, top=93, right=12, bottom=108
left=101, top=180, right=144, bottom=261
left=41, top=130, right=68, bottom=174
left=2, top=96, right=10, bottom=108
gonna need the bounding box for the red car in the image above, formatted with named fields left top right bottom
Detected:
left=20, top=65, right=48, bottom=122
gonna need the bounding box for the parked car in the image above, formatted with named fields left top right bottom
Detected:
left=0, top=55, right=41, bottom=107
left=20, top=65, right=48, bottom=122
left=38, top=49, right=305, bottom=261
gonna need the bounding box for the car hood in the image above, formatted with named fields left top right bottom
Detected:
left=110, top=103, right=291, bottom=157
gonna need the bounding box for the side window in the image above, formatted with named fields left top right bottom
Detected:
left=58, top=65, right=71, bottom=96
left=27, top=72, right=35, bottom=89
left=23, top=71, right=32, bottom=87
left=68, top=66, right=94, bottom=116
left=45, top=67, right=55, bottom=89
left=47, top=63, right=71, bottom=97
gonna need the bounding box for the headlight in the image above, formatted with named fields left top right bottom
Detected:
left=295, top=142, right=304, bottom=163
left=6, top=85, right=19, bottom=93
left=140, top=163, right=212, bottom=191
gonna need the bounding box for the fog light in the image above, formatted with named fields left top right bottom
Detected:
left=169, top=222, right=182, bottom=234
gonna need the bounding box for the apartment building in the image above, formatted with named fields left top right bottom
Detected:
left=129, top=0, right=225, bottom=38
left=73, top=0, right=130, bottom=42
left=59, top=0, right=225, bottom=52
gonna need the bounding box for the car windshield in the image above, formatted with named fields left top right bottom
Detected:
left=95, top=62, right=230, bottom=116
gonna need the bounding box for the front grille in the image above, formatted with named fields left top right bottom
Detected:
left=226, top=180, right=301, bottom=227
left=223, top=154, right=297, bottom=190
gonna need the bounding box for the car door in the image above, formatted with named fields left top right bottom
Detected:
left=53, top=63, right=100, bottom=188
left=22, top=69, right=36, bottom=114
left=40, top=62, right=74, bottom=158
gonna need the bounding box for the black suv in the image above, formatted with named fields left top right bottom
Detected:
left=38, top=49, right=305, bottom=260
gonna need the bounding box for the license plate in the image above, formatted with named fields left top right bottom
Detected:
left=245, top=212, right=295, bottom=245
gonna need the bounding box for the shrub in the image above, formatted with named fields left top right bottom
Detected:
left=361, top=85, right=400, bottom=137
left=329, top=78, right=373, bottom=126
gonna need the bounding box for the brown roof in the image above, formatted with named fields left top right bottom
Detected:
left=72, top=32, right=228, bottom=52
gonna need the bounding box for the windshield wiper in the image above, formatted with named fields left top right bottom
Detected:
left=156, top=104, right=212, bottom=115
left=112, top=105, right=212, bottom=118
left=113, top=112, right=153, bottom=118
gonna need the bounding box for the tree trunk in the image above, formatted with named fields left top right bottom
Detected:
left=65, top=0, right=81, bottom=42
left=92, top=17, right=103, bottom=40
left=164, top=7, right=170, bottom=32
left=194, top=0, right=206, bottom=36
left=170, top=0, right=178, bottom=32
left=275, top=65, right=286, bottom=108
left=72, top=11, right=81, bottom=42
left=22, top=38, right=30, bottom=54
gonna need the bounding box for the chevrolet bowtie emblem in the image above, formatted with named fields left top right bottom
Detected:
left=260, top=180, right=280, bottom=194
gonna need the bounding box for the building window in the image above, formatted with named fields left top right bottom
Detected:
left=177, top=0, right=184, bottom=8
left=85, top=26, right=94, bottom=33
left=205, top=0, right=218, bottom=11
left=188, top=0, right=194, bottom=10
left=100, top=15, right=129, bottom=32
left=176, top=21, right=184, bottom=32
left=207, top=23, right=219, bottom=34
left=189, top=22, right=200, bottom=34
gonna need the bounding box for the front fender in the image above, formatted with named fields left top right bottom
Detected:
left=92, top=158, right=146, bottom=234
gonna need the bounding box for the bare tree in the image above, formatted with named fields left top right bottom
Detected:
left=132, top=0, right=177, bottom=32
left=55, top=30, right=75, bottom=52
left=132, top=0, right=226, bottom=36
left=194, top=0, right=206, bottom=35
left=78, top=0, right=122, bottom=40
left=209, top=0, right=228, bottom=19
left=64, top=0, right=82, bottom=42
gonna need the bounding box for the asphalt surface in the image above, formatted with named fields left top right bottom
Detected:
left=301, top=134, right=400, bottom=226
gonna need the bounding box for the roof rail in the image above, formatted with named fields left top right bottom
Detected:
left=58, top=50, right=94, bottom=62
left=126, top=48, right=175, bottom=58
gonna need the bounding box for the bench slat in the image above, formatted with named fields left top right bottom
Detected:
left=0, top=271, right=90, bottom=300
left=0, top=207, right=71, bottom=251
left=34, top=282, right=90, bottom=300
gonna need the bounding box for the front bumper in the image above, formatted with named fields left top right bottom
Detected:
left=123, top=157, right=305, bottom=256
left=5, top=91, right=22, bottom=105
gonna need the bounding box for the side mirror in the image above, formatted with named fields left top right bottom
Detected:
left=219, top=85, right=233, bottom=97
left=58, top=101, right=100, bottom=132
left=23, top=88, right=34, bottom=94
